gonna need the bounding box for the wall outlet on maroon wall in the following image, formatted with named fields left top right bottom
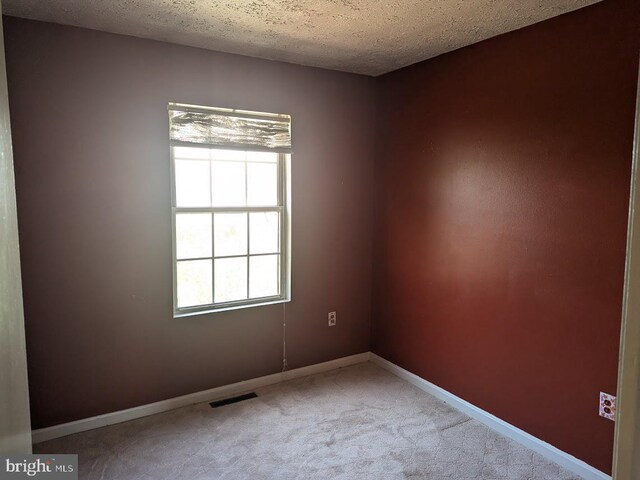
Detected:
left=599, top=392, right=616, bottom=421
left=328, top=312, right=337, bottom=326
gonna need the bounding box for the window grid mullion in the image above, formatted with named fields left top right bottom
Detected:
left=210, top=252, right=282, bottom=260
left=246, top=231, right=250, bottom=299
left=278, top=153, right=285, bottom=296
left=175, top=206, right=282, bottom=213
left=209, top=155, right=215, bottom=304
left=176, top=252, right=280, bottom=262
left=176, top=255, right=214, bottom=262
left=245, top=160, right=250, bottom=299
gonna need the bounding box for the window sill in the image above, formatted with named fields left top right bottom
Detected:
left=174, top=297, right=291, bottom=318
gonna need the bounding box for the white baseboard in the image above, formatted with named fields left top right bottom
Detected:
left=32, top=350, right=611, bottom=480
left=32, top=352, right=370, bottom=444
left=370, top=353, right=610, bottom=480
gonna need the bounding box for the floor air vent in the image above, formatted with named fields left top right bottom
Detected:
left=210, top=392, right=258, bottom=408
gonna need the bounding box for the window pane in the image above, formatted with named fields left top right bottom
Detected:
left=247, top=151, right=277, bottom=163
left=212, top=161, right=246, bottom=207
left=250, top=212, right=279, bottom=254
left=175, top=159, right=210, bottom=207
left=177, top=259, right=212, bottom=308
left=211, top=149, right=245, bottom=162
left=176, top=213, right=212, bottom=260
left=214, top=213, right=247, bottom=257
left=215, top=257, right=247, bottom=302
left=247, top=162, right=278, bottom=206
left=249, top=255, right=279, bottom=298
left=174, top=146, right=209, bottom=160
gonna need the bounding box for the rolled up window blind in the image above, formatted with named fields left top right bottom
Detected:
left=168, top=103, right=291, bottom=152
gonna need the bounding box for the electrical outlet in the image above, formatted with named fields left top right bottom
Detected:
left=328, top=311, right=337, bottom=327
left=599, top=392, right=616, bottom=421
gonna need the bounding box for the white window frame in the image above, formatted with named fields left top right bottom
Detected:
left=170, top=144, right=291, bottom=317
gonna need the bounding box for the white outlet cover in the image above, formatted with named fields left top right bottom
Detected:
left=328, top=312, right=336, bottom=326
left=599, top=392, right=616, bottom=421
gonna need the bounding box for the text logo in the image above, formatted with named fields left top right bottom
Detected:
left=0, top=456, right=77, bottom=480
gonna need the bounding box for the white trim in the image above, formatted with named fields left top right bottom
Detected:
left=32, top=352, right=370, bottom=444
left=370, top=353, right=610, bottom=480
left=32, top=350, right=611, bottom=480
left=613, top=58, right=640, bottom=480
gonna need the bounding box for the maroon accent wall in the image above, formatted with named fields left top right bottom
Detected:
left=372, top=0, right=639, bottom=473
left=4, top=16, right=375, bottom=429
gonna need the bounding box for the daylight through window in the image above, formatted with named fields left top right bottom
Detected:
left=169, top=103, right=291, bottom=315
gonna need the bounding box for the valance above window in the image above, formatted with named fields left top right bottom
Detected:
left=168, top=103, right=292, bottom=152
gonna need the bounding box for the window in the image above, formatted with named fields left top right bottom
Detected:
left=169, top=103, right=291, bottom=316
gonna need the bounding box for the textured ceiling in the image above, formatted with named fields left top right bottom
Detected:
left=3, top=0, right=601, bottom=76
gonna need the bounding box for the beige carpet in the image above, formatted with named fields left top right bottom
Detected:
left=34, top=363, right=582, bottom=479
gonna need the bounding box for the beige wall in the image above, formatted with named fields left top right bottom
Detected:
left=0, top=4, right=32, bottom=453
left=4, top=16, right=375, bottom=429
